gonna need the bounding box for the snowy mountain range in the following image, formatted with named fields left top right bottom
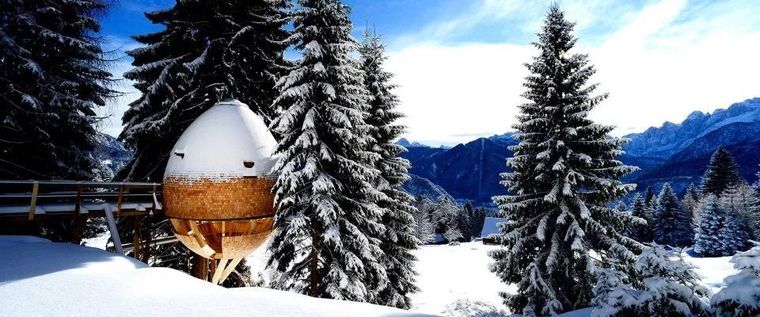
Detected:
left=94, top=98, right=760, bottom=205
left=401, top=98, right=760, bottom=205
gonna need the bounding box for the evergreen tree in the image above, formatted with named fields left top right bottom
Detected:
left=694, top=195, right=726, bottom=256
left=592, top=244, right=711, bottom=317
left=411, top=197, right=436, bottom=244
left=266, top=0, right=386, bottom=302
left=718, top=187, right=751, bottom=254
left=711, top=242, right=760, bottom=316
left=644, top=186, right=656, bottom=207
left=682, top=183, right=701, bottom=226
left=0, top=0, right=116, bottom=179
left=701, top=148, right=743, bottom=197
left=489, top=5, right=639, bottom=316
left=119, top=0, right=289, bottom=181
left=358, top=29, right=419, bottom=309
left=653, top=183, right=692, bottom=247
left=626, top=194, right=653, bottom=242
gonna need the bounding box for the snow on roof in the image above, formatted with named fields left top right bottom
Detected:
left=164, top=100, right=277, bottom=181
left=480, top=217, right=508, bottom=238
left=0, top=235, right=431, bottom=317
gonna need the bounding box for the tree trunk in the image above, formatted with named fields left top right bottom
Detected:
left=309, top=223, right=318, bottom=297
left=192, top=254, right=209, bottom=281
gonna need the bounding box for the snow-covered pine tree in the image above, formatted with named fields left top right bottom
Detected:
left=412, top=197, right=436, bottom=244
left=653, top=183, right=692, bottom=247
left=119, top=0, right=289, bottom=181
left=694, top=195, right=726, bottom=256
left=711, top=242, right=760, bottom=316
left=682, top=183, right=702, bottom=226
left=489, top=5, right=640, bottom=316
left=719, top=185, right=753, bottom=253
left=701, top=148, right=743, bottom=197
left=592, top=244, right=711, bottom=317
left=0, top=0, right=116, bottom=179
left=626, top=194, right=654, bottom=242
left=266, top=0, right=386, bottom=302
left=358, top=29, right=419, bottom=309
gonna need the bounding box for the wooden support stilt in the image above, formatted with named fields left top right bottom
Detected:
left=27, top=181, right=39, bottom=221
left=116, top=185, right=123, bottom=217
left=211, top=259, right=229, bottom=285
left=218, top=257, right=243, bottom=285
left=132, top=216, right=142, bottom=260
left=104, top=204, right=124, bottom=255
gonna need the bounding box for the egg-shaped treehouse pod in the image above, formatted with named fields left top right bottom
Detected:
left=162, top=100, right=277, bottom=283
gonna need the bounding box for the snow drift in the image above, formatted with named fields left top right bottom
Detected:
left=0, top=236, right=431, bottom=317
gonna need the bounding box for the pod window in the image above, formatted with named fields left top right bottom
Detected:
left=243, top=160, right=255, bottom=168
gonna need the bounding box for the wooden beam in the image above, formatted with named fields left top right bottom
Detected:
left=211, top=259, right=230, bottom=285
left=104, top=204, right=124, bottom=254
left=116, top=185, right=123, bottom=217
left=74, top=182, right=83, bottom=215
left=218, top=257, right=243, bottom=285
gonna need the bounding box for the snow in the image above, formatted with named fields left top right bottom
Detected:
left=24, top=235, right=741, bottom=317
left=409, top=242, right=514, bottom=316
left=0, top=236, right=431, bottom=317
left=480, top=217, right=508, bottom=238
left=164, top=100, right=277, bottom=181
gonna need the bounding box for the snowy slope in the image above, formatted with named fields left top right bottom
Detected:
left=0, top=236, right=432, bottom=317
left=407, top=243, right=734, bottom=317
left=409, top=243, right=514, bottom=317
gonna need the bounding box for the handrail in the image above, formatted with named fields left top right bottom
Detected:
left=0, top=180, right=161, bottom=187
left=0, top=180, right=163, bottom=220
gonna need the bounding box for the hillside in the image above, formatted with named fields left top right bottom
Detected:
left=400, top=136, right=516, bottom=205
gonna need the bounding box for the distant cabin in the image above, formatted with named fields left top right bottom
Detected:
left=480, top=217, right=508, bottom=244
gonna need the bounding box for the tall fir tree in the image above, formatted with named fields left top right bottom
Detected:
left=653, top=183, right=692, bottom=247
left=682, top=183, right=701, bottom=225
left=266, top=0, right=387, bottom=302
left=626, top=194, right=654, bottom=242
left=358, top=29, right=419, bottom=309
left=489, top=5, right=639, bottom=316
left=118, top=0, right=289, bottom=181
left=694, top=195, right=726, bottom=256
left=701, top=148, right=743, bottom=197
left=0, top=0, right=116, bottom=179
left=718, top=187, right=751, bottom=254
left=644, top=186, right=656, bottom=207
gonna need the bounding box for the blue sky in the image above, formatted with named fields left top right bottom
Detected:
left=98, top=0, right=760, bottom=146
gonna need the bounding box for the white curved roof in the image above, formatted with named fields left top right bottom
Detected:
left=164, top=100, right=277, bottom=181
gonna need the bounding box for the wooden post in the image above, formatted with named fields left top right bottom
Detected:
left=218, top=257, right=243, bottom=285
left=104, top=204, right=124, bottom=254
left=116, top=185, right=123, bottom=217
left=74, top=183, right=83, bottom=215
left=211, top=259, right=228, bottom=284
left=132, top=216, right=142, bottom=260
left=27, top=181, right=39, bottom=221
left=142, top=216, right=152, bottom=263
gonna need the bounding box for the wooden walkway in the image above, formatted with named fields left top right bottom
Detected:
left=0, top=180, right=164, bottom=255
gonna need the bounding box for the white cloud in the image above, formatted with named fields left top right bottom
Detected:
left=389, top=0, right=760, bottom=144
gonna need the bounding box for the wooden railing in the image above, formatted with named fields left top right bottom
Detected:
left=0, top=180, right=162, bottom=220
